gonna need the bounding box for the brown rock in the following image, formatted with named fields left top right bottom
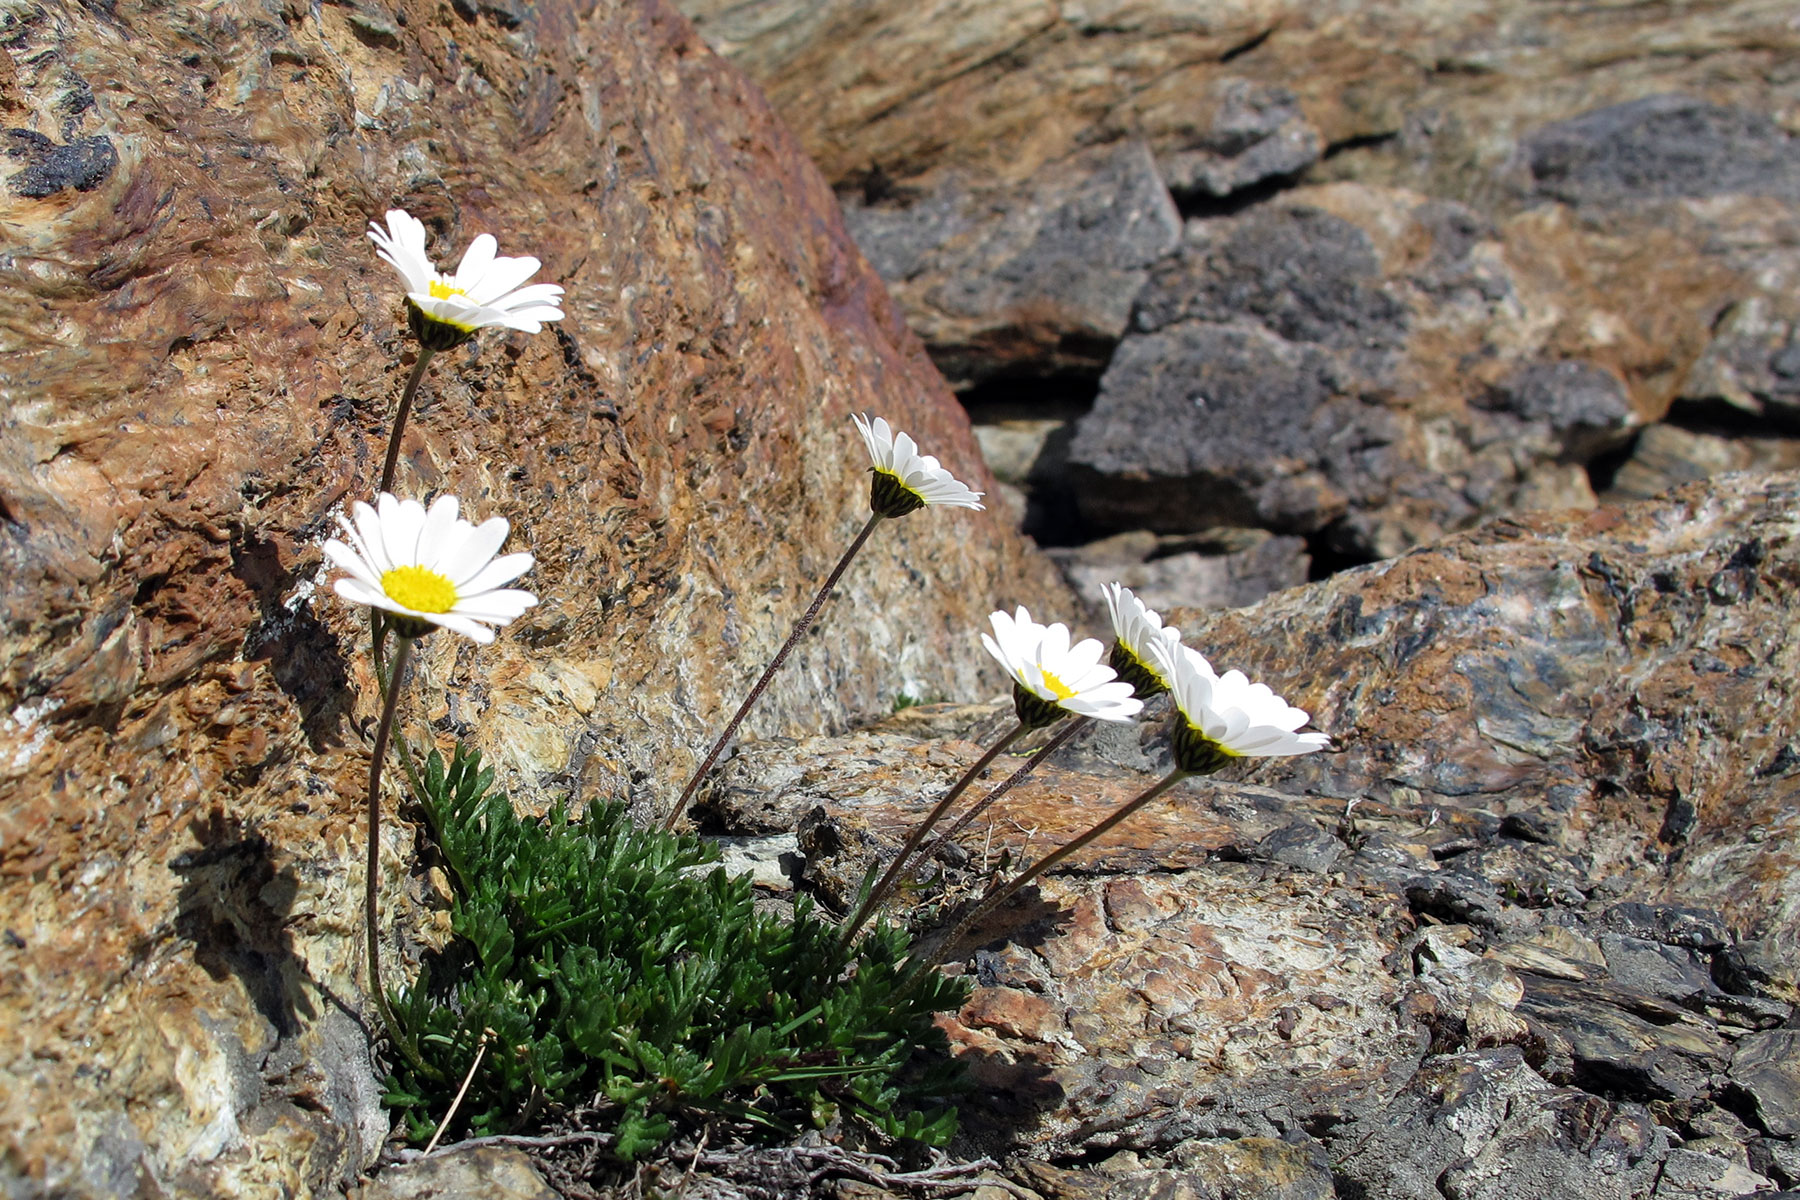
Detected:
left=0, top=0, right=1061, bottom=1195
left=1608, top=423, right=1800, bottom=502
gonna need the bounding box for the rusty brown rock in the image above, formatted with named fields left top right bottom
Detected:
left=0, top=0, right=1063, bottom=1195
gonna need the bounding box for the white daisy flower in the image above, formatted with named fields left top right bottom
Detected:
left=981, top=606, right=1143, bottom=728
left=368, top=208, right=566, bottom=349
left=1100, top=582, right=1184, bottom=698
left=1160, top=643, right=1330, bottom=773
left=324, top=492, right=538, bottom=644
left=852, top=413, right=985, bottom=517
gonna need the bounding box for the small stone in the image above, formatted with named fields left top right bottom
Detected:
left=364, top=1147, right=559, bottom=1200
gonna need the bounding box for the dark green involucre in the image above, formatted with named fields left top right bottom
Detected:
left=868, top=469, right=927, bottom=519
left=406, top=299, right=479, bottom=351
left=1170, top=718, right=1238, bottom=776
left=1011, top=682, right=1067, bottom=731
left=1108, top=641, right=1168, bottom=700
left=384, top=744, right=970, bottom=1158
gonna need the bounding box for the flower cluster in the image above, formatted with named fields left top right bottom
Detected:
left=310, top=198, right=1331, bottom=1160
left=979, top=582, right=1328, bottom=772
left=982, top=606, right=1141, bottom=728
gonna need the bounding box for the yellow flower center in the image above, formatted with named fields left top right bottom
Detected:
left=1039, top=668, right=1077, bottom=701
left=381, top=565, right=459, bottom=613
left=428, top=279, right=468, bottom=300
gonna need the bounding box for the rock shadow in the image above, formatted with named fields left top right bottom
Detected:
left=233, top=529, right=352, bottom=750
left=171, top=807, right=316, bottom=1039
left=930, top=886, right=1072, bottom=1151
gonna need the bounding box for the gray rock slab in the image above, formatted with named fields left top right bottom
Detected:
left=1523, top=95, right=1800, bottom=206
left=1331, top=1048, right=1668, bottom=1200
left=1729, top=1029, right=1800, bottom=1137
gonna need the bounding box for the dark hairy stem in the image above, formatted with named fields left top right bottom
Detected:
left=919, top=715, right=1088, bottom=864
left=836, top=721, right=1028, bottom=949
left=926, top=767, right=1191, bottom=967
left=378, top=348, right=437, bottom=496
left=664, top=513, right=884, bottom=831
left=366, top=634, right=415, bottom=1031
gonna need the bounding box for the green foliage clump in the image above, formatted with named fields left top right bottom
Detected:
left=384, top=745, right=970, bottom=1158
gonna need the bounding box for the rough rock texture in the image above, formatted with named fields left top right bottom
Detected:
left=1609, top=425, right=1800, bottom=503
left=0, top=1, right=1061, bottom=1196
left=841, top=140, right=1181, bottom=386
left=1050, top=528, right=1311, bottom=615
left=1065, top=183, right=1713, bottom=555
left=703, top=471, right=1800, bottom=1196
left=679, top=0, right=1800, bottom=557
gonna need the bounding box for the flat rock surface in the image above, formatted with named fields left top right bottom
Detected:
left=705, top=471, right=1800, bottom=1189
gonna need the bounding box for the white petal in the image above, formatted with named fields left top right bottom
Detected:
left=351, top=500, right=395, bottom=575
left=464, top=254, right=541, bottom=305
left=425, top=611, right=497, bottom=644
left=448, top=588, right=538, bottom=621
left=440, top=517, right=511, bottom=584
left=322, top=537, right=382, bottom=592
left=453, top=233, right=498, bottom=289
left=489, top=282, right=565, bottom=311
left=417, top=495, right=464, bottom=570
left=457, top=552, right=535, bottom=597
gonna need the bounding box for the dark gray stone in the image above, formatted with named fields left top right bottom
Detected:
left=1254, top=821, right=1346, bottom=874
left=4, top=129, right=116, bottom=196
left=1050, top=527, right=1312, bottom=614
left=1331, top=1048, right=1668, bottom=1200
left=1651, top=1147, right=1775, bottom=1198
left=1516, top=975, right=1729, bottom=1102
left=1602, top=903, right=1731, bottom=953
left=1136, top=205, right=1409, bottom=357
left=1066, top=320, right=1366, bottom=534
left=1405, top=871, right=1533, bottom=936
left=841, top=140, right=1181, bottom=384
left=1597, top=934, right=1714, bottom=1005
left=1716, top=938, right=1795, bottom=999
left=1524, top=95, right=1800, bottom=206
left=840, top=184, right=972, bottom=285
left=1480, top=361, right=1636, bottom=459
left=1729, top=1030, right=1800, bottom=1137
left=1157, top=79, right=1324, bottom=200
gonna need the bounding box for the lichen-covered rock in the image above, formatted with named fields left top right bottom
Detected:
left=705, top=471, right=1800, bottom=1185
left=0, top=0, right=1061, bottom=1195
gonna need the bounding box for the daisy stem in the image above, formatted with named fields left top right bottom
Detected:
left=378, top=348, right=437, bottom=496
left=663, top=512, right=885, bottom=832
left=366, top=634, right=415, bottom=1045
left=836, top=721, right=1027, bottom=951
left=923, top=767, right=1192, bottom=969
left=915, top=715, right=1088, bottom=867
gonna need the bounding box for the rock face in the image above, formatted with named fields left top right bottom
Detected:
left=705, top=471, right=1800, bottom=1196
left=0, top=1, right=1060, bottom=1196
left=679, top=0, right=1800, bottom=567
